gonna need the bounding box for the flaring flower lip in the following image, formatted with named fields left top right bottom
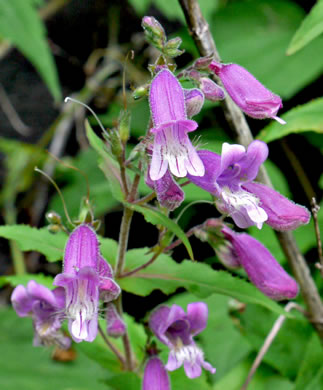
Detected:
left=149, top=303, right=215, bottom=378
left=149, top=69, right=204, bottom=180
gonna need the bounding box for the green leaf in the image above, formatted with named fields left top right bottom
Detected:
left=118, top=248, right=288, bottom=316
left=0, top=273, right=54, bottom=289
left=105, top=372, right=141, bottom=390
left=0, top=225, right=66, bottom=262
left=239, top=305, right=312, bottom=379
left=258, top=98, right=323, bottom=143
left=0, top=0, right=61, bottom=101
left=125, top=203, right=194, bottom=260
left=85, top=120, right=124, bottom=202
left=294, top=333, right=323, bottom=390
left=0, top=308, right=110, bottom=390
left=287, top=0, right=323, bottom=55
left=210, top=0, right=323, bottom=99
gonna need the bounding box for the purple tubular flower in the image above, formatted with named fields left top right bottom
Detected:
left=209, top=61, right=285, bottom=124
left=242, top=182, right=311, bottom=231
left=149, top=69, right=204, bottom=180
left=188, top=141, right=269, bottom=229
left=54, top=224, right=120, bottom=343
left=188, top=141, right=310, bottom=230
left=142, top=357, right=171, bottom=390
left=183, top=88, right=205, bottom=118
left=106, top=303, right=126, bottom=338
left=11, top=281, right=70, bottom=349
left=222, top=226, right=299, bottom=300
left=146, top=168, right=185, bottom=211
left=149, top=303, right=216, bottom=379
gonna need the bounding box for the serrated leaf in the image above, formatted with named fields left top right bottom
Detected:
left=0, top=273, right=54, bottom=289
left=0, top=0, right=61, bottom=101
left=258, top=98, right=323, bottom=143
left=0, top=225, right=67, bottom=261
left=287, top=0, right=323, bottom=55
left=0, top=308, right=109, bottom=390
left=85, top=120, right=124, bottom=202
left=126, top=203, right=194, bottom=260
left=118, top=248, right=288, bottom=316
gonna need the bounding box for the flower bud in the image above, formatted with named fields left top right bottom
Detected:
left=142, top=357, right=170, bottom=390
left=142, top=16, right=166, bottom=50
left=209, top=61, right=285, bottom=123
left=106, top=303, right=126, bottom=338
left=163, top=37, right=184, bottom=58
left=193, top=56, right=214, bottom=70
left=132, top=84, right=149, bottom=100
left=46, top=211, right=62, bottom=225
left=199, top=77, right=225, bottom=102
left=183, top=88, right=205, bottom=118
left=222, top=226, right=299, bottom=300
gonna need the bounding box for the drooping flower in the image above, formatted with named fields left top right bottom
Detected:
left=149, top=69, right=205, bottom=180
left=149, top=303, right=216, bottom=379
left=209, top=61, right=285, bottom=124
left=54, top=224, right=120, bottom=343
left=183, top=88, right=205, bottom=118
left=187, top=141, right=310, bottom=230
left=142, top=356, right=171, bottom=390
left=146, top=167, right=185, bottom=211
left=221, top=226, right=299, bottom=300
left=106, top=303, right=126, bottom=338
left=11, top=281, right=70, bottom=349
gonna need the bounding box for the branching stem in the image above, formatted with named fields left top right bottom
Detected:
left=178, top=0, right=323, bottom=344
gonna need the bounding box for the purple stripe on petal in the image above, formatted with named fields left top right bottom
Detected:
left=63, top=224, right=99, bottom=274
left=149, top=69, right=186, bottom=126
left=143, top=357, right=171, bottom=390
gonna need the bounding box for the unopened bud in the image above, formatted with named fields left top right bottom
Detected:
left=132, top=84, right=149, bottom=100
left=142, top=16, right=166, bottom=50
left=163, top=37, right=184, bottom=58
left=46, top=211, right=62, bottom=225
left=106, top=303, right=126, bottom=338
left=183, top=88, right=205, bottom=118
left=194, top=56, right=214, bottom=70
left=199, top=77, right=225, bottom=102
left=109, top=129, right=123, bottom=160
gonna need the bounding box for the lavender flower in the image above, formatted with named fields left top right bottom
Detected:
left=187, top=141, right=310, bottom=230
left=209, top=61, right=285, bottom=124
left=54, top=224, right=120, bottom=343
left=142, top=356, right=171, bottom=390
left=149, top=303, right=216, bottom=379
left=183, top=88, right=205, bottom=118
left=11, top=281, right=70, bottom=348
left=222, top=226, right=299, bottom=300
left=146, top=168, right=184, bottom=211
left=149, top=69, right=204, bottom=180
left=106, top=303, right=126, bottom=338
